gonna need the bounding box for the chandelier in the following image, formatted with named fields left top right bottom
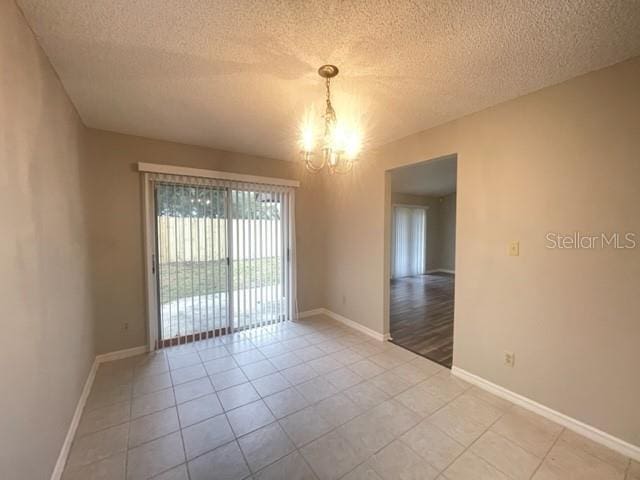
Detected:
left=300, top=65, right=362, bottom=174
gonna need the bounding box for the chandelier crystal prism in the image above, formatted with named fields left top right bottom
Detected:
left=299, top=65, right=361, bottom=174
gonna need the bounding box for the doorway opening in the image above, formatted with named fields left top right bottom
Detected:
left=388, top=155, right=457, bottom=367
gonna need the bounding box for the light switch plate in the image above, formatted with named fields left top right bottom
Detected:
left=504, top=351, right=515, bottom=367
left=509, top=241, right=520, bottom=256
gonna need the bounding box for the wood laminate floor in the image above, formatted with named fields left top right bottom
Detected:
left=390, top=272, right=454, bottom=368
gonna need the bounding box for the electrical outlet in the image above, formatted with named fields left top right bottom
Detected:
left=123, top=322, right=129, bottom=331
left=504, top=351, right=515, bottom=367
left=342, top=295, right=346, bottom=305
left=508, top=241, right=520, bottom=256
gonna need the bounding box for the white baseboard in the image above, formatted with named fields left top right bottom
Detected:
left=51, top=345, right=148, bottom=479
left=297, top=308, right=325, bottom=319
left=324, top=310, right=387, bottom=342
left=95, top=345, right=148, bottom=363
left=50, top=359, right=98, bottom=480
left=299, top=308, right=388, bottom=343
left=451, top=366, right=640, bottom=462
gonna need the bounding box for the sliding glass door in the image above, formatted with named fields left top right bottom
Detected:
left=152, top=178, right=294, bottom=347
left=229, top=187, right=289, bottom=331
left=155, top=183, right=229, bottom=345
left=391, top=205, right=427, bottom=278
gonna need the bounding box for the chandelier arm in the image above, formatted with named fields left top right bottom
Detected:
left=330, top=153, right=355, bottom=175
left=306, top=163, right=324, bottom=174
left=330, top=161, right=354, bottom=175
left=304, top=155, right=326, bottom=173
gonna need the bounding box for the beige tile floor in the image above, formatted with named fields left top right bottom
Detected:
left=63, top=315, right=639, bottom=480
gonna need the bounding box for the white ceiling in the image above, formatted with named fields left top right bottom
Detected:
left=391, top=155, right=457, bottom=197
left=17, top=0, right=640, bottom=161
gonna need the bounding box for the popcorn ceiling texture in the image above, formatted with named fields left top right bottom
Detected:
left=16, top=0, right=640, bottom=161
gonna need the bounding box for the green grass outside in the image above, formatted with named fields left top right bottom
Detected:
left=158, top=257, right=281, bottom=303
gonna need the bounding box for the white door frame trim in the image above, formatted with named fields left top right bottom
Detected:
left=384, top=154, right=458, bottom=337
left=140, top=166, right=299, bottom=350
left=141, top=173, right=159, bottom=351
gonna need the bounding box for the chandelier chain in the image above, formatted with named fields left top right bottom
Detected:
left=324, top=77, right=335, bottom=139
left=325, top=77, right=331, bottom=106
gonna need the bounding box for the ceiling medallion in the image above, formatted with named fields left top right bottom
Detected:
left=299, top=65, right=362, bottom=174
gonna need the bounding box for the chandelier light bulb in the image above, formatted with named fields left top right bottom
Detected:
left=299, top=108, right=317, bottom=153
left=332, top=122, right=347, bottom=150
left=301, top=124, right=315, bottom=152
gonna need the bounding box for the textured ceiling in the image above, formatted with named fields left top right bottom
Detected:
left=17, top=0, right=640, bottom=161
left=391, top=155, right=457, bottom=196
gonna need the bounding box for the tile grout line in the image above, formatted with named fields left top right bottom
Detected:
left=137, top=365, right=440, bottom=478
left=277, top=365, right=450, bottom=478
left=453, top=404, right=518, bottom=480
left=407, top=385, right=507, bottom=478
left=68, top=318, right=634, bottom=480
left=62, top=329, right=414, bottom=477
left=173, top=359, right=314, bottom=479
left=528, top=426, right=565, bottom=479
left=125, top=362, right=133, bottom=480
left=224, top=407, right=253, bottom=476
left=266, top=360, right=388, bottom=477
left=336, top=380, right=449, bottom=479
left=174, top=375, right=192, bottom=480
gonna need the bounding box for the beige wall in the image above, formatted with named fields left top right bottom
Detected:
left=84, top=129, right=325, bottom=354
left=438, top=193, right=456, bottom=271
left=324, top=57, right=640, bottom=445
left=0, top=2, right=95, bottom=479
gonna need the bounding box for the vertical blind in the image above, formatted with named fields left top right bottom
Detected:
left=150, top=173, right=296, bottom=347
left=392, top=206, right=426, bottom=278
